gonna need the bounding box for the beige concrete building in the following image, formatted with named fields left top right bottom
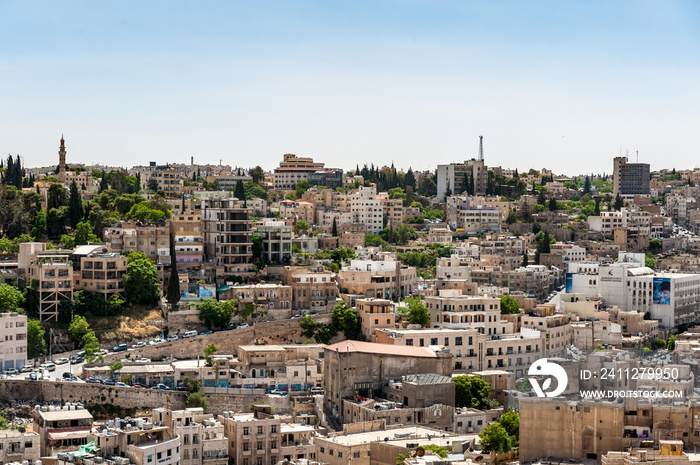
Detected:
left=283, top=266, right=338, bottom=312
left=0, top=429, right=40, bottom=463
left=337, top=259, right=417, bottom=300
left=273, top=153, right=325, bottom=190
left=323, top=340, right=452, bottom=423
left=201, top=197, right=254, bottom=276
left=92, top=416, right=180, bottom=465
left=236, top=344, right=325, bottom=391
left=33, top=404, right=94, bottom=457
left=171, top=212, right=204, bottom=271
left=75, top=249, right=127, bottom=300
left=356, top=298, right=395, bottom=340
left=218, top=406, right=317, bottom=465
left=218, top=283, right=293, bottom=317
left=104, top=219, right=171, bottom=265
left=153, top=407, right=228, bottom=465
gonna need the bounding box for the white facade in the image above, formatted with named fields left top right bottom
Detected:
left=0, top=313, right=27, bottom=371
left=350, top=185, right=384, bottom=234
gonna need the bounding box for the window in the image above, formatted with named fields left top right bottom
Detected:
left=243, top=427, right=250, bottom=435
left=257, top=426, right=263, bottom=434
left=406, top=339, right=413, bottom=346
left=243, top=442, right=249, bottom=451
left=431, top=338, right=438, bottom=345
left=257, top=441, right=263, bottom=450
left=338, top=452, right=343, bottom=458
left=147, top=456, right=153, bottom=463
left=271, top=425, right=277, bottom=433
left=455, top=337, right=463, bottom=346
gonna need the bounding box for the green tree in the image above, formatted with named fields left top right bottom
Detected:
left=82, top=331, right=100, bottom=361
left=109, top=361, right=124, bottom=374
left=645, top=254, right=656, bottom=269
left=124, top=251, right=160, bottom=306
left=331, top=302, right=363, bottom=340
left=73, top=221, right=98, bottom=246
left=667, top=334, right=677, bottom=351
left=0, top=283, right=24, bottom=312
left=234, top=180, right=245, bottom=200
left=203, top=343, right=218, bottom=366
left=295, top=180, right=310, bottom=197
left=614, top=194, right=624, bottom=211
left=479, top=423, right=513, bottom=457
left=294, top=221, right=310, bottom=235
left=198, top=299, right=235, bottom=328
left=655, top=338, right=667, bottom=349
left=27, top=319, right=45, bottom=358
left=398, top=297, right=430, bottom=327
left=548, top=197, right=557, bottom=212
left=68, top=181, right=83, bottom=229
left=31, top=210, right=47, bottom=239
left=521, top=251, right=528, bottom=268
left=68, top=316, right=91, bottom=345
left=498, top=409, right=520, bottom=446
left=649, top=239, right=662, bottom=253
left=453, top=375, right=494, bottom=409
left=182, top=376, right=201, bottom=393
left=499, top=295, right=521, bottom=314
left=300, top=316, right=318, bottom=339
left=331, top=217, right=338, bottom=237
left=166, top=233, right=181, bottom=309
left=249, top=166, right=265, bottom=184
left=251, top=233, right=263, bottom=262
left=420, top=445, right=449, bottom=458
left=125, top=201, right=170, bottom=222
left=186, top=391, right=208, bottom=409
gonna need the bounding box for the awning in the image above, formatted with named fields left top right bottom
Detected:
left=47, top=427, right=92, bottom=440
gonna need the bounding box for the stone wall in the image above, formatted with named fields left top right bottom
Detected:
left=104, top=318, right=324, bottom=362
left=0, top=379, right=187, bottom=410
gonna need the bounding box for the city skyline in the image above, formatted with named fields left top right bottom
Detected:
left=3, top=1, right=700, bottom=174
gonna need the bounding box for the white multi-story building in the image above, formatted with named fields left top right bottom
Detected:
left=446, top=197, right=501, bottom=233
left=0, top=313, right=27, bottom=371
left=350, top=185, right=384, bottom=234
left=153, top=407, right=228, bottom=465
left=568, top=261, right=700, bottom=328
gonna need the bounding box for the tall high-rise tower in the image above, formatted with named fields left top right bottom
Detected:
left=58, top=135, right=66, bottom=174
left=478, top=135, right=484, bottom=161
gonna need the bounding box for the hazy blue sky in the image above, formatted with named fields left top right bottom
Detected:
left=2, top=1, right=699, bottom=174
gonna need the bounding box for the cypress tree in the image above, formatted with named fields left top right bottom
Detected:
left=68, top=181, right=83, bottom=229
left=166, top=231, right=181, bottom=310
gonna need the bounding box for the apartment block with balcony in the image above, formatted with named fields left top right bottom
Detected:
left=104, top=220, right=171, bottom=265
left=171, top=212, right=204, bottom=271
left=92, top=417, right=180, bottom=465
left=0, top=313, right=27, bottom=371
left=0, top=429, right=39, bottom=463
left=218, top=283, right=293, bottom=319
left=201, top=197, right=254, bottom=276
left=350, top=185, right=383, bottom=234
left=33, top=405, right=94, bottom=457
left=75, top=251, right=127, bottom=301
left=255, top=219, right=293, bottom=264
left=337, top=259, right=416, bottom=300
left=218, top=408, right=283, bottom=465
left=356, top=298, right=395, bottom=340
left=283, top=266, right=338, bottom=312
left=153, top=407, right=228, bottom=465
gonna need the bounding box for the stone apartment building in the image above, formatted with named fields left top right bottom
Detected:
left=338, top=223, right=366, bottom=249
left=521, top=313, right=572, bottom=357
left=520, top=397, right=700, bottom=462
left=171, top=212, right=205, bottom=271
left=254, top=219, right=293, bottom=264
left=218, top=283, right=293, bottom=318
left=104, top=219, right=171, bottom=265
left=283, top=266, right=338, bottom=312
left=92, top=416, right=180, bottom=465
left=235, top=344, right=325, bottom=391
left=201, top=197, right=254, bottom=277
left=218, top=406, right=317, bottom=465
left=74, top=248, right=128, bottom=301
left=0, top=312, right=27, bottom=372
left=323, top=340, right=452, bottom=422
left=337, top=259, right=417, bottom=300
left=33, top=404, right=94, bottom=457
left=273, top=153, right=325, bottom=190
left=152, top=407, right=228, bottom=465
left=356, top=298, right=395, bottom=340
left=0, top=429, right=40, bottom=463
left=351, top=185, right=383, bottom=234
left=377, top=193, right=405, bottom=228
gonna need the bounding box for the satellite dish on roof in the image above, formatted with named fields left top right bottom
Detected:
left=474, top=456, right=484, bottom=462
left=102, top=248, right=108, bottom=253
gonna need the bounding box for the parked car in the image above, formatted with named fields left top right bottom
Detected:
left=97, top=349, right=108, bottom=356
left=200, top=330, right=213, bottom=335
left=62, top=372, right=77, bottom=381
left=115, top=382, right=129, bottom=388
left=182, top=330, right=198, bottom=338
left=149, top=338, right=165, bottom=345
left=131, top=342, right=147, bottom=349
left=237, top=323, right=250, bottom=328
left=270, top=389, right=287, bottom=396
left=132, top=383, right=148, bottom=389
left=3, top=368, right=18, bottom=375
left=113, top=343, right=128, bottom=352
left=135, top=358, right=151, bottom=363
left=71, top=357, right=85, bottom=365
left=20, top=365, right=33, bottom=373
left=225, top=324, right=237, bottom=331
left=102, top=379, right=116, bottom=386
left=152, top=383, right=169, bottom=390
left=54, top=358, right=70, bottom=365
left=40, top=362, right=56, bottom=372
left=291, top=314, right=302, bottom=319
left=41, top=372, right=51, bottom=380
left=29, top=373, right=37, bottom=380
left=86, top=377, right=101, bottom=383
left=166, top=335, right=179, bottom=342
